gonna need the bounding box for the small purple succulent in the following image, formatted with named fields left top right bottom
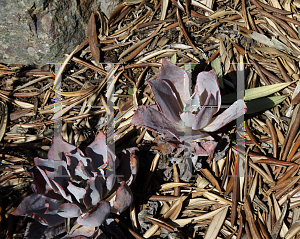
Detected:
left=12, top=131, right=138, bottom=238
left=131, top=59, right=247, bottom=156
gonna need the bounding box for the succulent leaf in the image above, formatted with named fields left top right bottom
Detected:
left=11, top=194, right=64, bottom=226
left=113, top=182, right=133, bottom=214
left=77, top=201, right=111, bottom=227
left=85, top=131, right=109, bottom=171
left=44, top=197, right=62, bottom=214
left=180, top=111, right=194, bottom=128
left=131, top=105, right=209, bottom=142
left=147, top=79, right=183, bottom=123
left=46, top=165, right=72, bottom=202
left=75, top=161, right=92, bottom=180
left=27, top=165, right=51, bottom=195
left=48, top=135, right=76, bottom=161
left=84, top=176, right=103, bottom=208
left=195, top=69, right=221, bottom=111
left=203, top=99, right=247, bottom=132
left=61, top=226, right=96, bottom=238
left=57, top=203, right=82, bottom=218
left=192, top=92, right=217, bottom=130
left=65, top=149, right=93, bottom=177
left=131, top=105, right=184, bottom=140
left=67, top=181, right=86, bottom=204
left=158, top=58, right=191, bottom=105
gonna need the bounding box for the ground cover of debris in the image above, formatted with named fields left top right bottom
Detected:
left=1, top=0, right=300, bottom=238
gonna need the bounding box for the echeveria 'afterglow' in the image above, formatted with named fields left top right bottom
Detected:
left=131, top=59, right=247, bottom=156
left=12, top=131, right=138, bottom=238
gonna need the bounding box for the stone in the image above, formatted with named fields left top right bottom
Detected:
left=0, top=0, right=119, bottom=67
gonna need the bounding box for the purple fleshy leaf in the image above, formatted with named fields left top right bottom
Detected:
left=191, top=141, right=218, bottom=156
left=34, top=157, right=68, bottom=192
left=113, top=182, right=133, bottom=214
left=77, top=200, right=110, bottom=227
left=147, top=79, right=182, bottom=123
left=106, top=152, right=118, bottom=171
left=131, top=105, right=184, bottom=140
left=35, top=157, right=66, bottom=171
left=195, top=69, right=221, bottom=111
left=75, top=161, right=92, bottom=180
left=180, top=112, right=194, bottom=127
left=48, top=135, right=77, bottom=161
left=35, top=167, right=57, bottom=193
left=26, top=166, right=49, bottom=195
left=131, top=105, right=209, bottom=142
left=67, top=181, right=86, bottom=204
left=85, top=131, right=107, bottom=169
left=62, top=226, right=96, bottom=239
left=157, top=58, right=191, bottom=106
left=106, top=173, right=115, bottom=192
left=65, top=149, right=92, bottom=176
left=44, top=198, right=62, bottom=214
left=192, top=92, right=217, bottom=130
left=46, top=165, right=72, bottom=202
left=84, top=176, right=103, bottom=208
left=85, top=131, right=117, bottom=173
left=46, top=164, right=70, bottom=181
left=11, top=194, right=64, bottom=226
left=57, top=203, right=82, bottom=218
left=203, top=99, right=247, bottom=132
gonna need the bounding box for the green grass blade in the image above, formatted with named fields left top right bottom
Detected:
left=211, top=58, right=224, bottom=89
left=222, top=82, right=292, bottom=103
left=246, top=95, right=288, bottom=114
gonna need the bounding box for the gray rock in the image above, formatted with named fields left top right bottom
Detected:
left=0, top=0, right=119, bottom=67
left=100, top=0, right=120, bottom=19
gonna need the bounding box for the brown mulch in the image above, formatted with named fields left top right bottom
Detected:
left=1, top=0, right=300, bottom=238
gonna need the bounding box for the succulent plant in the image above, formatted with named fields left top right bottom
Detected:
left=11, top=131, right=138, bottom=238
left=131, top=59, right=247, bottom=156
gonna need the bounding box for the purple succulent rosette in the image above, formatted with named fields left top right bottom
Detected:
left=11, top=131, right=138, bottom=238
left=131, top=59, right=247, bottom=156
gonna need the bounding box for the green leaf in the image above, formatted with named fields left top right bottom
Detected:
left=246, top=95, right=287, bottom=114
left=222, top=82, right=293, bottom=103
left=211, top=58, right=224, bottom=89
left=180, top=64, right=198, bottom=70
left=128, top=88, right=134, bottom=95
left=245, top=82, right=292, bottom=101
left=170, top=53, right=177, bottom=64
